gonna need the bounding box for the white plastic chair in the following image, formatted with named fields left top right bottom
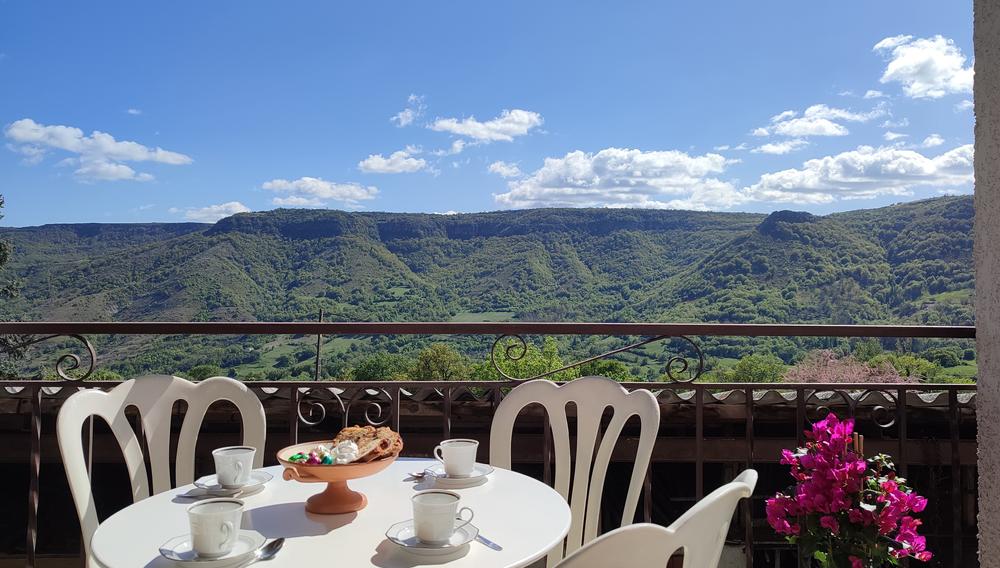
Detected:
left=57, top=375, right=266, bottom=564
left=555, top=470, right=758, bottom=568
left=489, top=377, right=660, bottom=566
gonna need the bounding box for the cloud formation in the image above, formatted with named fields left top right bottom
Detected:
left=4, top=118, right=191, bottom=182
left=488, top=161, right=522, bottom=178
left=390, top=94, right=426, bottom=127
left=494, top=147, right=746, bottom=211
left=874, top=35, right=973, bottom=98
left=922, top=134, right=944, bottom=148
left=262, top=177, right=379, bottom=207
left=358, top=146, right=427, bottom=173
left=751, top=139, right=809, bottom=155
left=745, top=144, right=973, bottom=204
left=754, top=104, right=884, bottom=138
left=173, top=201, right=250, bottom=223
left=429, top=109, right=543, bottom=142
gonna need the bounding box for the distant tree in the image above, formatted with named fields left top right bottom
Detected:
left=88, top=369, right=125, bottom=381
left=578, top=359, right=635, bottom=382
left=719, top=354, right=786, bottom=383
left=187, top=364, right=226, bottom=380
left=410, top=343, right=469, bottom=380
left=870, top=354, right=943, bottom=381
left=785, top=350, right=911, bottom=383
left=352, top=352, right=410, bottom=381
left=921, top=346, right=962, bottom=367
left=0, top=194, right=28, bottom=373
left=852, top=339, right=883, bottom=363
left=274, top=354, right=292, bottom=368
left=475, top=337, right=579, bottom=381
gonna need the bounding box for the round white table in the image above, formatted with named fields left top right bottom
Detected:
left=91, top=458, right=572, bottom=568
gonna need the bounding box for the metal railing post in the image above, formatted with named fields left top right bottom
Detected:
left=26, top=385, right=41, bottom=568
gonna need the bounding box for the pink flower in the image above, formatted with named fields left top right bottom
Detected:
left=819, top=515, right=840, bottom=534
left=771, top=414, right=933, bottom=563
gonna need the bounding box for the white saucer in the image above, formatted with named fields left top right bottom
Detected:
left=159, top=529, right=265, bottom=566
left=194, top=470, right=273, bottom=496
left=423, top=463, right=494, bottom=488
left=386, top=519, right=478, bottom=555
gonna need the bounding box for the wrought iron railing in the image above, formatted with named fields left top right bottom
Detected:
left=0, top=322, right=978, bottom=567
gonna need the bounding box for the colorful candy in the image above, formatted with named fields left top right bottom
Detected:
left=287, top=441, right=359, bottom=465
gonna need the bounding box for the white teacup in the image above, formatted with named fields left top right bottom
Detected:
left=188, top=498, right=243, bottom=558
left=412, top=490, right=474, bottom=545
left=433, top=439, right=478, bottom=478
left=213, top=446, right=256, bottom=488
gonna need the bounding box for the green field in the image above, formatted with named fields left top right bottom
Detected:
left=450, top=311, right=516, bottom=322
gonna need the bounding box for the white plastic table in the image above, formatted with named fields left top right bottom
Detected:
left=91, top=458, right=572, bottom=568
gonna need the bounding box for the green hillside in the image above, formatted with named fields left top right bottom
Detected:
left=0, top=196, right=975, bottom=379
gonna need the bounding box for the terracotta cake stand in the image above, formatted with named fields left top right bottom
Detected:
left=277, top=441, right=398, bottom=514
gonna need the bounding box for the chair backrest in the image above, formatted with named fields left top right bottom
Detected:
left=555, top=470, right=758, bottom=568
left=56, top=375, right=266, bottom=562
left=489, top=377, right=660, bottom=566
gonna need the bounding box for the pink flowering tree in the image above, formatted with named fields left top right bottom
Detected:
left=766, top=414, right=932, bottom=567
left=783, top=350, right=913, bottom=384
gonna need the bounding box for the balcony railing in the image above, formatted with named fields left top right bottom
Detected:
left=0, top=321, right=978, bottom=567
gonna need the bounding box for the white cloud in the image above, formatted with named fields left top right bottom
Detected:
left=874, top=35, right=973, bottom=98
left=922, top=134, right=945, bottom=148
left=3, top=118, right=191, bottom=182
left=755, top=104, right=884, bottom=138
left=863, top=90, right=886, bottom=99
left=880, top=117, right=910, bottom=128
left=429, top=109, right=543, bottom=142
left=771, top=110, right=797, bottom=122
left=883, top=131, right=908, bottom=141
left=390, top=94, right=426, bottom=127
left=488, top=161, right=522, bottom=178
left=751, top=139, right=809, bottom=155
left=745, top=144, right=973, bottom=204
left=262, top=177, right=378, bottom=207
left=955, top=99, right=974, bottom=112
left=430, top=140, right=466, bottom=156
left=176, top=201, right=251, bottom=223
left=126, top=108, right=142, bottom=116
left=6, top=143, right=47, bottom=165
left=494, top=147, right=747, bottom=211
left=358, top=146, right=427, bottom=174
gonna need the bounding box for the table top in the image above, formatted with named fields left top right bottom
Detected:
left=91, top=458, right=572, bottom=568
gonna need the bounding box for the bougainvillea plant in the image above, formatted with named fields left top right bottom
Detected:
left=766, top=413, right=932, bottom=567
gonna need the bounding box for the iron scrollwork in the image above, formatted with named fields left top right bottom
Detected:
left=0, top=334, right=96, bottom=381
left=804, top=388, right=898, bottom=429
left=296, top=386, right=394, bottom=428
left=489, top=334, right=704, bottom=383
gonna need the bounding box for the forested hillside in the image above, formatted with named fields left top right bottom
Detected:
left=0, top=196, right=975, bottom=380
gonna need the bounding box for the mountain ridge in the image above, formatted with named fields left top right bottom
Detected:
left=0, top=196, right=974, bottom=376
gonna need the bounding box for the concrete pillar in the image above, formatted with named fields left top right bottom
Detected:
left=976, top=0, right=1000, bottom=564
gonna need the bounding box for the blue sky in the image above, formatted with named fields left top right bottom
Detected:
left=0, top=1, right=974, bottom=226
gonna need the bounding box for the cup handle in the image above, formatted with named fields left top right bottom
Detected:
left=234, top=460, right=245, bottom=482
left=454, top=507, right=474, bottom=532
left=433, top=445, right=445, bottom=464
left=220, top=521, right=234, bottom=550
